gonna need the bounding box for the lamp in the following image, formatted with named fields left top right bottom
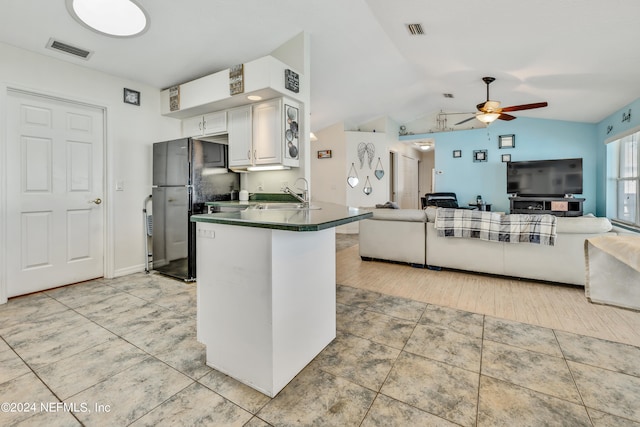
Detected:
left=310, top=132, right=318, bottom=142
left=476, top=113, right=500, bottom=124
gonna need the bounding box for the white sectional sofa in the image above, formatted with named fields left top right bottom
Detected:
left=359, top=207, right=615, bottom=286
left=359, top=208, right=427, bottom=267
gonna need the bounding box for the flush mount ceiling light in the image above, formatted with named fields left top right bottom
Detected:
left=413, top=139, right=435, bottom=151
left=66, top=0, right=149, bottom=37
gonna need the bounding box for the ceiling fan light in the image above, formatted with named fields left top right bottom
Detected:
left=483, top=100, right=501, bottom=112
left=476, top=113, right=500, bottom=124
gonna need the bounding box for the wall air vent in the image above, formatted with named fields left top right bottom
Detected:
left=406, top=23, right=424, bottom=35
left=46, top=38, right=93, bottom=60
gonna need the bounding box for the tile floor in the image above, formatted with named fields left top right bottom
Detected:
left=1, top=273, right=640, bottom=426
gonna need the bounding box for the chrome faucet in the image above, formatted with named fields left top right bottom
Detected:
left=284, top=177, right=309, bottom=207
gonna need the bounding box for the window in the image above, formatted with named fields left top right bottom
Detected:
left=614, top=132, right=639, bottom=226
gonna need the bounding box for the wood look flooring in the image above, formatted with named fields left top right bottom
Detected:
left=336, top=243, right=640, bottom=348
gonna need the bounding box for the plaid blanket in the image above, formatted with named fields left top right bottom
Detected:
left=500, top=213, right=557, bottom=245
left=435, top=208, right=557, bottom=246
left=434, top=208, right=502, bottom=241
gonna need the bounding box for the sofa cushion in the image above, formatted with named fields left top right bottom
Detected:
left=556, top=216, right=612, bottom=234
left=425, top=206, right=437, bottom=222
left=368, top=208, right=427, bottom=222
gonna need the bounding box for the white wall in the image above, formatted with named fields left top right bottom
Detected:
left=345, top=131, right=390, bottom=209
left=0, top=42, right=182, bottom=279
left=311, top=119, right=423, bottom=233
left=310, top=122, right=346, bottom=204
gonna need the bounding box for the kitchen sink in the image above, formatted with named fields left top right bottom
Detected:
left=209, top=205, right=249, bottom=213
left=250, top=203, right=321, bottom=210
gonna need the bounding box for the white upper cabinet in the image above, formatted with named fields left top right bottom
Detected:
left=228, top=97, right=300, bottom=169
left=160, top=55, right=304, bottom=119
left=227, top=106, right=252, bottom=167
left=182, top=111, right=227, bottom=137
left=252, top=99, right=281, bottom=165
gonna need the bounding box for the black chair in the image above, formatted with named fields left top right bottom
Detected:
left=424, top=192, right=459, bottom=208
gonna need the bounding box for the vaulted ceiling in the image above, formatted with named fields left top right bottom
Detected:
left=2, top=0, right=639, bottom=132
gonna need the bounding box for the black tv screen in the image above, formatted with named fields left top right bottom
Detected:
left=507, top=158, right=583, bottom=197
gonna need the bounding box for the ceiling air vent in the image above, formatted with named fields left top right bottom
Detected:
left=46, top=38, right=93, bottom=60
left=406, top=23, right=424, bottom=35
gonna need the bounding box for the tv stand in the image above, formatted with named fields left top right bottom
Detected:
left=509, top=196, right=584, bottom=217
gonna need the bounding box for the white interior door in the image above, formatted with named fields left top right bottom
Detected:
left=395, top=154, right=419, bottom=209
left=6, top=90, right=104, bottom=297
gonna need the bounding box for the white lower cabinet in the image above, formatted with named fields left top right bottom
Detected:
left=196, top=222, right=336, bottom=397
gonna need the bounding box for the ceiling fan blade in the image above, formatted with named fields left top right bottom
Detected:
left=454, top=116, right=476, bottom=125
left=501, top=102, right=548, bottom=112
left=498, top=113, right=517, bottom=121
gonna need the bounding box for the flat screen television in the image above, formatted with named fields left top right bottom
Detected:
left=507, top=158, right=583, bottom=197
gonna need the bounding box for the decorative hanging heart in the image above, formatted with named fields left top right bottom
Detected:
left=374, top=157, right=384, bottom=179
left=347, top=162, right=359, bottom=188
left=363, top=176, right=372, bottom=195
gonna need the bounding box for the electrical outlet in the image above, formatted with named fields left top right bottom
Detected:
left=257, top=183, right=264, bottom=191
left=281, top=181, right=288, bottom=191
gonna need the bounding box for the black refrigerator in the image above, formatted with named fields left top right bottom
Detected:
left=152, top=137, right=239, bottom=281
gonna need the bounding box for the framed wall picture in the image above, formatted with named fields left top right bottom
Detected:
left=229, top=64, right=244, bottom=95
left=169, top=85, right=180, bottom=111
left=123, top=88, right=140, bottom=106
left=284, top=104, right=299, bottom=160
left=498, top=134, right=515, bottom=148
left=284, top=69, right=300, bottom=93
left=501, top=153, right=511, bottom=162
left=473, top=149, right=488, bottom=162
left=453, top=149, right=462, bottom=158
left=317, top=149, right=332, bottom=159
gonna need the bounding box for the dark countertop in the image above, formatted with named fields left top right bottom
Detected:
left=191, top=201, right=372, bottom=232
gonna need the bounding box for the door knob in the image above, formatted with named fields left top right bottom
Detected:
left=90, top=198, right=102, bottom=205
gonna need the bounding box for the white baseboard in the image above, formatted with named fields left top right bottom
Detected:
left=113, top=264, right=146, bottom=278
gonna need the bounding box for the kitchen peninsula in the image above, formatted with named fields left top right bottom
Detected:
left=191, top=201, right=371, bottom=397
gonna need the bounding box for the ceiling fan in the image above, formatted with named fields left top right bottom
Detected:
left=454, top=77, right=548, bottom=126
